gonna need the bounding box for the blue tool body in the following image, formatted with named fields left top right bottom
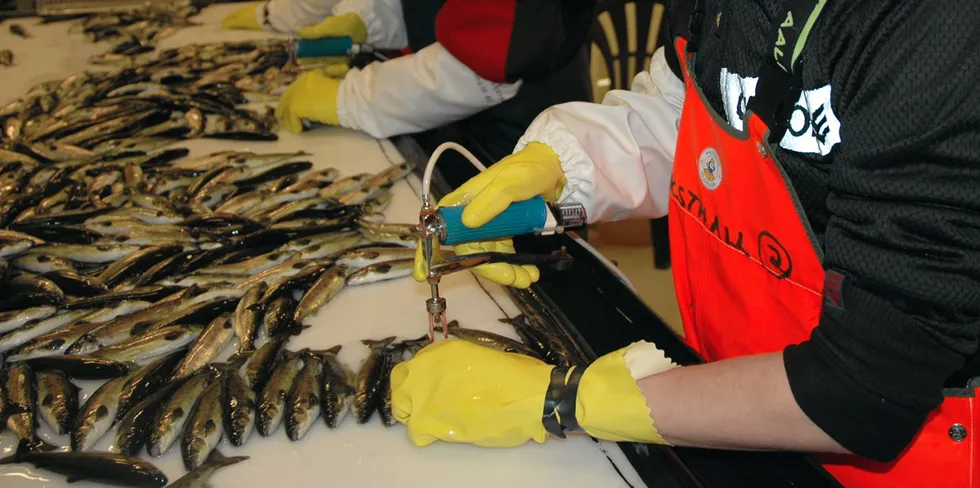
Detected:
left=437, top=196, right=550, bottom=246
left=294, top=37, right=353, bottom=57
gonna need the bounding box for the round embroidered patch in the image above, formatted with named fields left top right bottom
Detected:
left=698, top=148, right=723, bottom=191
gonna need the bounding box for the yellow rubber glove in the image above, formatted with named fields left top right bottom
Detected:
left=274, top=69, right=340, bottom=133
left=391, top=339, right=669, bottom=447
left=296, top=12, right=368, bottom=43
left=221, top=3, right=261, bottom=30
left=411, top=142, right=566, bottom=288
left=297, top=57, right=350, bottom=78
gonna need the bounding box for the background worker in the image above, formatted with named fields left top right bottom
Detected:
left=398, top=0, right=980, bottom=486
left=222, top=0, right=596, bottom=186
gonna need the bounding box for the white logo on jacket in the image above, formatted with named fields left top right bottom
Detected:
left=720, top=68, right=841, bottom=157
left=698, top=148, right=723, bottom=190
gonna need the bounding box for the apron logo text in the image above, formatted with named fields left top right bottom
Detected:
left=670, top=178, right=794, bottom=280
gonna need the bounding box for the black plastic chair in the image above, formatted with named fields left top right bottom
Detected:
left=589, top=0, right=671, bottom=269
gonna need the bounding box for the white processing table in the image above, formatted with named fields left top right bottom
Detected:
left=0, top=4, right=644, bottom=487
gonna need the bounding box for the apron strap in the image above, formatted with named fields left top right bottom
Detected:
left=747, top=0, right=829, bottom=143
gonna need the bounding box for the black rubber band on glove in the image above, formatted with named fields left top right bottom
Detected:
left=542, top=366, right=585, bottom=438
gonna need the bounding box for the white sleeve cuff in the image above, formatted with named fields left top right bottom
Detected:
left=332, top=0, right=407, bottom=49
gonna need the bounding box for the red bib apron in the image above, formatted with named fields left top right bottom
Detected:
left=667, top=2, right=978, bottom=486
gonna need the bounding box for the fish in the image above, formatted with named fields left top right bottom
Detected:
left=72, top=373, right=129, bottom=451
left=93, top=324, right=203, bottom=363
left=345, top=259, right=415, bottom=286
left=0, top=305, right=57, bottom=335
left=4, top=362, right=39, bottom=443
left=293, top=264, right=348, bottom=323
left=181, top=379, right=224, bottom=470
left=9, top=24, right=30, bottom=38
left=437, top=320, right=540, bottom=358
left=35, top=370, right=80, bottom=435
left=196, top=249, right=298, bottom=276
left=67, top=287, right=197, bottom=354
left=166, top=449, right=248, bottom=488
left=1, top=438, right=168, bottom=487
left=321, top=345, right=354, bottom=429
left=112, top=381, right=181, bottom=456
left=379, top=342, right=410, bottom=427
left=318, top=173, right=370, bottom=199
left=8, top=300, right=153, bottom=361
left=335, top=245, right=416, bottom=269
left=285, top=350, right=325, bottom=441
left=262, top=295, right=299, bottom=338
left=8, top=272, right=66, bottom=303
left=353, top=337, right=395, bottom=424
left=24, top=244, right=141, bottom=264
left=256, top=349, right=304, bottom=436
left=12, top=253, right=76, bottom=274
left=218, top=358, right=255, bottom=446
left=172, top=314, right=234, bottom=380
left=294, top=231, right=363, bottom=259
left=24, top=355, right=130, bottom=380
left=116, top=351, right=184, bottom=422
left=232, top=282, right=266, bottom=352
left=501, top=316, right=572, bottom=367
left=98, top=243, right=185, bottom=287
left=240, top=334, right=287, bottom=393
left=148, top=370, right=214, bottom=457
left=0, top=309, right=95, bottom=354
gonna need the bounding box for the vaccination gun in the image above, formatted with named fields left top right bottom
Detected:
left=418, top=195, right=586, bottom=342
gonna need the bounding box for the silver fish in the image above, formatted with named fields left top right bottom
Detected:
left=181, top=380, right=224, bottom=470
left=335, top=246, right=417, bottom=270
left=8, top=301, right=152, bottom=360
left=293, top=265, right=348, bottom=323
left=221, top=364, right=256, bottom=446
left=26, top=244, right=141, bottom=264
left=256, top=350, right=303, bottom=437
left=166, top=449, right=248, bottom=488
left=67, top=288, right=196, bottom=355
left=71, top=375, right=128, bottom=451
left=147, top=370, right=214, bottom=457
left=172, top=314, right=235, bottom=381
left=321, top=345, right=354, bottom=429
left=365, top=162, right=413, bottom=188
left=353, top=337, right=395, bottom=424
left=196, top=250, right=298, bottom=276
left=345, top=259, right=415, bottom=287
left=4, top=362, right=37, bottom=443
left=36, top=370, right=79, bottom=435
left=92, top=324, right=203, bottom=363
left=286, top=351, right=324, bottom=441
left=233, top=283, right=266, bottom=352
left=318, top=173, right=370, bottom=200
left=12, top=253, right=76, bottom=274
left=0, top=309, right=94, bottom=354
left=0, top=305, right=57, bottom=335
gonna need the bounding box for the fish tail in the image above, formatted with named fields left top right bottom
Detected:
left=361, top=336, right=395, bottom=348
left=204, top=449, right=249, bottom=468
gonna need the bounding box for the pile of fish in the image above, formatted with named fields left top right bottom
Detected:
left=48, top=0, right=202, bottom=59
left=1, top=39, right=297, bottom=150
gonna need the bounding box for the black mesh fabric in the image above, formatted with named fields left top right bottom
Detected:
left=666, top=0, right=980, bottom=460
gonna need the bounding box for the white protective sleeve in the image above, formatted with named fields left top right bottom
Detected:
left=336, top=42, right=522, bottom=139
left=261, top=0, right=407, bottom=49
left=514, top=47, right=686, bottom=224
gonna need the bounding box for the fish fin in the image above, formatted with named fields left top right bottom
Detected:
left=308, top=345, right=341, bottom=357
left=205, top=449, right=249, bottom=468
left=29, top=439, right=60, bottom=452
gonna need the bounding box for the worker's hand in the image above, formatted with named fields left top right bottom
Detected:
left=221, top=3, right=261, bottom=30
left=295, top=12, right=367, bottom=43
left=391, top=339, right=553, bottom=447
left=274, top=69, right=341, bottom=133
left=391, top=340, right=672, bottom=448
left=412, top=143, right=565, bottom=288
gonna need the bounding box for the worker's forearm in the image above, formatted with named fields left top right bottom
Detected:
left=637, top=352, right=850, bottom=454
